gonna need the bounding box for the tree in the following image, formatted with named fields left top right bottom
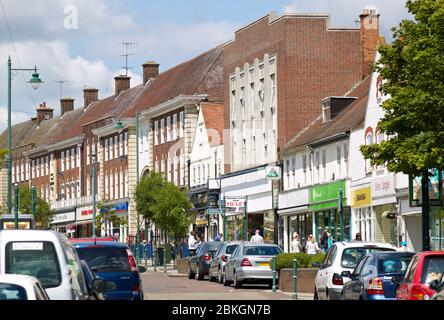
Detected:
left=360, top=0, right=444, bottom=251
left=135, top=171, right=192, bottom=238
left=14, top=186, right=54, bottom=229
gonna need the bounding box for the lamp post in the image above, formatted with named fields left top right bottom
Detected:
left=136, top=113, right=140, bottom=264
left=92, top=150, right=97, bottom=237
left=31, top=186, right=36, bottom=225
left=7, top=57, right=43, bottom=215
left=338, top=187, right=344, bottom=241
left=14, top=183, right=19, bottom=229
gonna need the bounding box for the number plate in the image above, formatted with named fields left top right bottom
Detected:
left=259, top=262, right=270, bottom=267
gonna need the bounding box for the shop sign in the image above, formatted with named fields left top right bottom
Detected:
left=100, top=202, right=128, bottom=214
left=76, top=206, right=94, bottom=222
left=351, top=187, right=372, bottom=208
left=309, top=181, right=346, bottom=211
left=51, top=211, right=75, bottom=224
left=372, top=175, right=396, bottom=206
left=195, top=213, right=208, bottom=226
left=265, top=166, right=281, bottom=181
left=225, top=196, right=246, bottom=216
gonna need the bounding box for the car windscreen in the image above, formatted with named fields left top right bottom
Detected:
left=76, top=247, right=131, bottom=273
left=420, top=256, right=444, bottom=285
left=378, top=256, right=413, bottom=274
left=341, top=247, right=395, bottom=269
left=226, top=245, right=238, bottom=255
left=243, top=246, right=282, bottom=256
left=5, top=241, right=62, bottom=288
left=0, top=283, right=28, bottom=300
left=202, top=243, right=222, bottom=253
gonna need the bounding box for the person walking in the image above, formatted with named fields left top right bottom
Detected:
left=250, top=229, right=264, bottom=244
left=214, top=233, right=223, bottom=241
left=355, top=232, right=362, bottom=241
left=306, top=234, right=319, bottom=255
left=291, top=232, right=302, bottom=253
left=188, top=231, right=198, bottom=256
left=319, top=227, right=330, bottom=253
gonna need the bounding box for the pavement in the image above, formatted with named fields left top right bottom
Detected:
left=139, top=263, right=314, bottom=300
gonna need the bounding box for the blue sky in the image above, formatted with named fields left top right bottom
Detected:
left=0, top=0, right=410, bottom=133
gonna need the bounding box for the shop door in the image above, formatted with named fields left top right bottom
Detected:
left=406, top=215, right=422, bottom=252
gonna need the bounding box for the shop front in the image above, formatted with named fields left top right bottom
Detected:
left=371, top=175, right=398, bottom=246
left=310, top=180, right=350, bottom=242
left=99, top=201, right=129, bottom=238
left=51, top=211, right=76, bottom=236
left=278, top=187, right=311, bottom=252
left=350, top=185, right=373, bottom=241
left=74, top=205, right=94, bottom=238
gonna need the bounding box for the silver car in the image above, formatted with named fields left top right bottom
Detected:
left=223, top=242, right=282, bottom=289
left=208, top=241, right=241, bottom=284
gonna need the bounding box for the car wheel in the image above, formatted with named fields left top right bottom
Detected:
left=223, top=269, right=230, bottom=286
left=233, top=271, right=242, bottom=289
left=188, top=264, right=195, bottom=279
left=208, top=270, right=214, bottom=282
left=313, top=287, right=319, bottom=300
left=196, top=264, right=204, bottom=280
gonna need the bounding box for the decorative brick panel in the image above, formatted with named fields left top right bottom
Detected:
left=279, top=268, right=318, bottom=293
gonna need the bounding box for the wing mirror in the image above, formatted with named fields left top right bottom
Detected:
left=341, top=271, right=352, bottom=278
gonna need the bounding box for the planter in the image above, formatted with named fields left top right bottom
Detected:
left=177, top=258, right=189, bottom=274
left=278, top=268, right=318, bottom=294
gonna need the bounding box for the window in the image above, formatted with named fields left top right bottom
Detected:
left=66, top=150, right=70, bottom=171
left=104, top=174, right=108, bottom=198
left=231, top=90, right=237, bottom=127
left=154, top=121, right=159, bottom=145
left=240, top=87, right=245, bottom=106
left=125, top=170, right=129, bottom=197
left=32, top=160, right=35, bottom=178
left=302, top=155, right=307, bottom=171
left=71, top=149, right=75, bottom=168
left=420, top=256, right=444, bottom=285
left=36, top=159, right=40, bottom=177
left=105, top=139, right=109, bottom=161
left=0, top=283, right=28, bottom=300
left=76, top=147, right=81, bottom=167
left=365, top=132, right=373, bottom=172
left=173, top=114, right=178, bottom=140
left=119, top=170, right=124, bottom=199
left=270, top=74, right=276, bottom=109
left=315, top=151, right=320, bottom=169
left=61, top=152, right=65, bottom=172
left=110, top=172, right=114, bottom=199
left=124, top=132, right=128, bottom=155
left=322, top=149, right=326, bottom=168
left=193, top=167, right=196, bottom=184
left=76, top=247, right=131, bottom=273
left=341, top=247, right=395, bottom=269
left=180, top=153, right=185, bottom=185
left=337, top=145, right=342, bottom=163
left=86, top=140, right=90, bottom=165
left=87, top=176, right=91, bottom=196
left=119, top=133, right=124, bottom=156
left=109, top=138, right=114, bottom=159
left=166, top=116, right=171, bottom=142
left=179, top=111, right=184, bottom=138
left=174, top=156, right=178, bottom=185
left=114, top=136, right=118, bottom=158
left=160, top=118, right=165, bottom=144
left=5, top=241, right=62, bottom=288
left=91, top=139, right=96, bottom=161
left=161, top=160, right=165, bottom=174
left=243, top=246, right=282, bottom=256
left=167, top=159, right=172, bottom=182
left=20, top=160, right=24, bottom=181
left=202, top=165, right=206, bottom=182
left=114, top=171, right=118, bottom=199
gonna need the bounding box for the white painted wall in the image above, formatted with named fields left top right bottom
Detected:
left=138, top=121, right=150, bottom=178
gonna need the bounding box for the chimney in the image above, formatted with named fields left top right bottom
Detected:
left=322, top=97, right=357, bottom=123
left=36, top=102, right=54, bottom=125
left=83, top=87, right=99, bottom=108
left=60, top=98, right=75, bottom=116
left=114, top=75, right=131, bottom=96
left=360, top=6, right=380, bottom=78
left=142, top=61, right=159, bottom=85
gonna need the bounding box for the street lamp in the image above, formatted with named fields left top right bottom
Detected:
left=92, top=150, right=97, bottom=237
left=7, top=57, right=43, bottom=215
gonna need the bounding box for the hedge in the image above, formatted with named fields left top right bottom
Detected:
left=272, top=253, right=326, bottom=272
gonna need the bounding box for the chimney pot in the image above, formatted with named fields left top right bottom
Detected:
left=114, top=75, right=131, bottom=96
left=36, top=102, right=54, bottom=125
left=142, top=61, right=159, bottom=85
left=60, top=98, right=75, bottom=116
left=83, top=87, right=99, bottom=109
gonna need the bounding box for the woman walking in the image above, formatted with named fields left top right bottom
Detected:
left=291, top=232, right=302, bottom=253
left=306, top=234, right=320, bottom=255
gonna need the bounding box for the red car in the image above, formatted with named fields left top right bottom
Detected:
left=396, top=251, right=444, bottom=300
left=70, top=237, right=116, bottom=243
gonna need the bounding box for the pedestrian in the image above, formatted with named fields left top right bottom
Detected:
left=188, top=231, right=198, bottom=256
left=215, top=233, right=223, bottom=241
left=113, top=232, right=120, bottom=242
left=250, top=229, right=264, bottom=244
left=399, top=241, right=408, bottom=252
left=355, top=232, right=362, bottom=241
left=196, top=233, right=203, bottom=247
left=306, top=234, right=319, bottom=255
left=319, top=227, right=329, bottom=253
left=291, top=232, right=302, bottom=253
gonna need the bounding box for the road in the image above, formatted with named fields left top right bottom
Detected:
left=140, top=269, right=313, bottom=300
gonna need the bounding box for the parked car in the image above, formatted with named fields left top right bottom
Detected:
left=0, top=230, right=90, bottom=300
left=223, top=242, right=283, bottom=289
left=188, top=241, right=222, bottom=280
left=340, top=251, right=415, bottom=300
left=395, top=251, right=444, bottom=300
left=208, top=241, right=241, bottom=283
left=0, top=274, right=50, bottom=300
left=314, top=241, right=397, bottom=300
left=80, top=260, right=116, bottom=300
left=72, top=241, right=144, bottom=300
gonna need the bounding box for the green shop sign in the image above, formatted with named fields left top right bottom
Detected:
left=310, top=180, right=346, bottom=211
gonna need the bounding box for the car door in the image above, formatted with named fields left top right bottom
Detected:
left=226, top=246, right=240, bottom=280
left=350, top=256, right=370, bottom=300
left=316, top=245, right=336, bottom=299
left=342, top=256, right=367, bottom=300
left=211, top=244, right=224, bottom=275
left=398, top=256, right=419, bottom=300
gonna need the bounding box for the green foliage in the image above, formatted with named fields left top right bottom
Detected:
left=360, top=0, right=444, bottom=176
left=135, top=171, right=192, bottom=238
left=95, top=201, right=127, bottom=235
left=14, top=186, right=54, bottom=229
left=273, top=253, right=326, bottom=272
left=0, top=149, right=6, bottom=167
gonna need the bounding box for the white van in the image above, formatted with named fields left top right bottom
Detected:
left=0, top=230, right=89, bottom=300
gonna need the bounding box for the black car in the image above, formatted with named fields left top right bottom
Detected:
left=80, top=260, right=115, bottom=300
left=341, top=251, right=416, bottom=300
left=188, top=241, right=222, bottom=280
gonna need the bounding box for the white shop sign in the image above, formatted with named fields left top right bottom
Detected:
left=225, top=196, right=246, bottom=216
left=51, top=211, right=76, bottom=224
left=371, top=175, right=397, bottom=206
left=76, top=206, right=94, bottom=222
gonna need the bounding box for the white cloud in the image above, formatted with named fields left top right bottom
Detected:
left=283, top=0, right=411, bottom=41
left=0, top=108, right=30, bottom=129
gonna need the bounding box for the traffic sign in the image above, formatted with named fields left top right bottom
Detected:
left=208, top=208, right=223, bottom=215
left=218, top=200, right=226, bottom=206
left=266, top=166, right=281, bottom=181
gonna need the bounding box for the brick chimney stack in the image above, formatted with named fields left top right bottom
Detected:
left=360, top=6, right=380, bottom=78
left=36, top=102, right=54, bottom=125
left=114, top=75, right=131, bottom=96
left=142, top=61, right=159, bottom=85
left=83, top=87, right=99, bottom=109
left=60, top=98, right=75, bottom=116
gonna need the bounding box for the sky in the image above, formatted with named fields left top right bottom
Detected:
left=0, top=0, right=411, bottom=134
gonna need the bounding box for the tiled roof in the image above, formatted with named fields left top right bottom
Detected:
left=125, top=44, right=224, bottom=117
left=284, top=75, right=372, bottom=151
left=201, top=102, right=224, bottom=145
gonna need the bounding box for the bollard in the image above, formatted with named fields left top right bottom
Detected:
left=272, top=256, right=277, bottom=293
left=144, top=245, right=147, bottom=270
left=163, top=245, right=167, bottom=273
left=154, top=245, right=157, bottom=272
left=293, top=257, right=298, bottom=300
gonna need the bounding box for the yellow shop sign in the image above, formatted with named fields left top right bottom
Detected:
left=351, top=187, right=371, bottom=208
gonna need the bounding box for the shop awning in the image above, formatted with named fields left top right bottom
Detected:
left=277, top=206, right=309, bottom=216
